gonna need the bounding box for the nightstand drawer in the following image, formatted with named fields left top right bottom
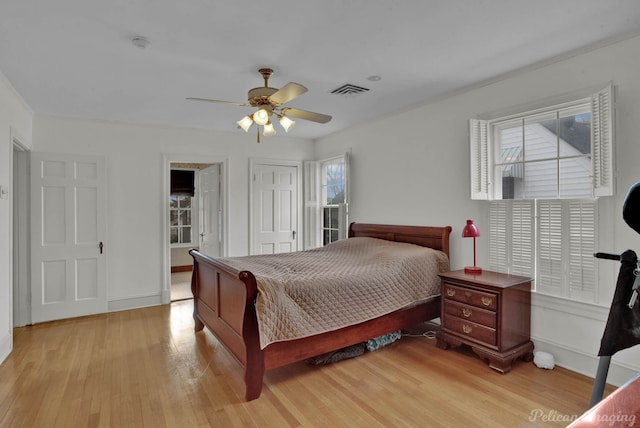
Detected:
left=443, top=284, right=497, bottom=311
left=445, top=317, right=496, bottom=346
left=444, top=300, right=496, bottom=328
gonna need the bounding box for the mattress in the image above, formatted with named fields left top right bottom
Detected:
left=219, top=237, right=449, bottom=349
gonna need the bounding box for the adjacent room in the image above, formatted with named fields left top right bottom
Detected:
left=2, top=1, right=640, bottom=426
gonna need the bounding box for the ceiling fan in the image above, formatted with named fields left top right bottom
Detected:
left=187, top=68, right=332, bottom=142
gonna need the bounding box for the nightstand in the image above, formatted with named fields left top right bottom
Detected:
left=436, top=270, right=534, bottom=373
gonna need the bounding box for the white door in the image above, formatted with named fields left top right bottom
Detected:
left=31, top=153, right=107, bottom=323
left=252, top=163, right=298, bottom=254
left=199, top=164, right=220, bottom=257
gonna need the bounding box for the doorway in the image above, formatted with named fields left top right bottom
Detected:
left=12, top=141, right=30, bottom=327
left=163, top=155, right=227, bottom=304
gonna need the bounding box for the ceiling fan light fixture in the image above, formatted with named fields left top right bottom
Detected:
left=279, top=115, right=295, bottom=132
left=237, top=115, right=253, bottom=132
left=253, top=108, right=270, bottom=126
left=263, top=121, right=276, bottom=137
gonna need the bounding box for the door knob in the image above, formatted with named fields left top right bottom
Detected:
left=292, top=230, right=296, bottom=240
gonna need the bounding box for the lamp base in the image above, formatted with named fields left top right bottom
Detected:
left=464, top=266, right=483, bottom=274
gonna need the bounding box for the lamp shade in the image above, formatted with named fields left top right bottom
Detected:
left=253, top=108, right=270, bottom=126
left=279, top=115, right=295, bottom=132
left=237, top=115, right=253, bottom=132
left=462, top=219, right=480, bottom=238
left=263, top=121, right=276, bottom=136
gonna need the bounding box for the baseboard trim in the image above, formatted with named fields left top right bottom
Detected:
left=532, top=337, right=640, bottom=387
left=0, top=332, right=12, bottom=365
left=171, top=265, right=193, bottom=273
left=108, top=294, right=164, bottom=313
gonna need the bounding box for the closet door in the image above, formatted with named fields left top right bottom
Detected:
left=31, top=153, right=107, bottom=323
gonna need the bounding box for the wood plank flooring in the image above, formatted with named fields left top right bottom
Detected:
left=0, top=301, right=614, bottom=427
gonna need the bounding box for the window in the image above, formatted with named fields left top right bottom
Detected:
left=493, top=107, right=592, bottom=199
left=170, top=195, right=193, bottom=245
left=304, top=153, right=350, bottom=248
left=472, top=85, right=613, bottom=302
left=321, top=157, right=347, bottom=245
left=471, top=85, right=614, bottom=200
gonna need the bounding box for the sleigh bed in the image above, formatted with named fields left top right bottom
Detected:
left=189, top=222, right=452, bottom=400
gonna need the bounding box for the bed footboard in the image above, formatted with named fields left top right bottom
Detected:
left=189, top=249, right=265, bottom=400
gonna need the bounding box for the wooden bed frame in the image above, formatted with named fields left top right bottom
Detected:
left=189, top=222, right=452, bottom=401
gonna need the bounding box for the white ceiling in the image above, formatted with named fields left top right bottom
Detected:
left=2, top=1, right=640, bottom=140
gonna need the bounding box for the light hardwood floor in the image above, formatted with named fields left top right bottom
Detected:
left=171, top=271, right=193, bottom=301
left=0, top=301, right=613, bottom=428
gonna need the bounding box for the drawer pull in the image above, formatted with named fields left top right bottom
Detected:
left=462, top=308, right=472, bottom=318
left=462, top=324, right=473, bottom=334
left=446, top=288, right=455, bottom=297
left=482, top=297, right=493, bottom=306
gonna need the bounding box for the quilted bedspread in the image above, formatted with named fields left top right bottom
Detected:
left=219, top=237, right=449, bottom=349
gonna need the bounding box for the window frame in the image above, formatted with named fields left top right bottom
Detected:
left=320, top=156, right=348, bottom=246
left=170, top=194, right=194, bottom=247
left=475, top=85, right=613, bottom=304
left=470, top=84, right=614, bottom=201
left=491, top=104, right=593, bottom=200
left=303, top=152, right=350, bottom=249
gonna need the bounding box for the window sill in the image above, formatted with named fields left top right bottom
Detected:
left=532, top=291, right=610, bottom=322
left=170, top=243, right=196, bottom=249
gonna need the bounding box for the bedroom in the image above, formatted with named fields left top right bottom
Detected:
left=2, top=1, right=640, bottom=425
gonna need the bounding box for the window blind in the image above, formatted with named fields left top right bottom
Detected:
left=489, top=200, right=533, bottom=277
left=568, top=200, right=596, bottom=301
left=489, top=201, right=508, bottom=273
left=511, top=201, right=534, bottom=277
left=537, top=200, right=563, bottom=294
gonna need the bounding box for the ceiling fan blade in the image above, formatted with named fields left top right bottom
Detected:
left=186, top=97, right=250, bottom=106
left=269, top=83, right=308, bottom=105
left=282, top=107, right=332, bottom=124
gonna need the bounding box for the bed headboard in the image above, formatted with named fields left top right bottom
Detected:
left=348, top=222, right=452, bottom=258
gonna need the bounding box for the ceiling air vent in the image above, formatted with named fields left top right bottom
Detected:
left=330, top=83, right=370, bottom=97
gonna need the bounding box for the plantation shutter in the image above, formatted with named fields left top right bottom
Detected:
left=537, top=200, right=564, bottom=295
left=568, top=200, right=597, bottom=302
left=338, top=152, right=350, bottom=240
left=489, top=200, right=533, bottom=276
left=511, top=201, right=534, bottom=277
left=469, top=119, right=490, bottom=200
left=303, top=161, right=321, bottom=249
left=489, top=201, right=508, bottom=273
left=591, top=84, right=615, bottom=197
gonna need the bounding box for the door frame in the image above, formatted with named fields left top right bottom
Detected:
left=11, top=128, right=31, bottom=327
left=161, top=154, right=228, bottom=304
left=249, top=158, right=303, bottom=255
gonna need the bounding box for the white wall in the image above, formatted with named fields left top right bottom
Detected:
left=32, top=115, right=314, bottom=309
left=316, top=34, right=640, bottom=385
left=0, top=72, right=33, bottom=364
left=171, top=247, right=194, bottom=268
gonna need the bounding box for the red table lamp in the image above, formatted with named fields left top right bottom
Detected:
left=462, top=219, right=482, bottom=274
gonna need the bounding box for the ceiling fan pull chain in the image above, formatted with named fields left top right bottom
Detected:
left=257, top=129, right=260, bottom=143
